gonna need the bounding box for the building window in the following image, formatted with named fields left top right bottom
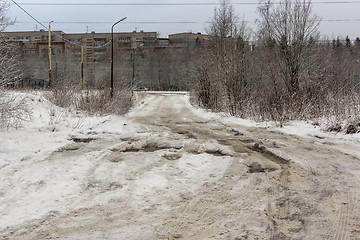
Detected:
left=69, top=38, right=81, bottom=42
left=94, top=38, right=106, bottom=47
left=144, top=37, right=155, bottom=42
left=119, top=37, right=131, bottom=43
left=23, top=49, right=37, bottom=55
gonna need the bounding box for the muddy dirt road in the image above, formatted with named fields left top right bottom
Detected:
left=1, top=92, right=360, bottom=239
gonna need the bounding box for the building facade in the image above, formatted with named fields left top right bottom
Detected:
left=4, top=30, right=158, bottom=63
left=2, top=30, right=209, bottom=90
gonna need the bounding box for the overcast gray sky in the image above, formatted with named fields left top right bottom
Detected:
left=6, top=0, right=360, bottom=40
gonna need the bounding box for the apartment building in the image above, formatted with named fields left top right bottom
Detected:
left=3, top=30, right=69, bottom=57
left=65, top=30, right=157, bottom=63
left=3, top=30, right=158, bottom=63
left=2, top=29, right=210, bottom=89
left=169, top=32, right=210, bottom=46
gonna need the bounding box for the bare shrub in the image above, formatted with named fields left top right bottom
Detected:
left=321, top=91, right=360, bottom=133
left=0, top=1, right=29, bottom=129
left=0, top=91, right=31, bottom=129
left=46, top=86, right=75, bottom=108
left=74, top=89, right=132, bottom=115
left=257, top=0, right=321, bottom=96
left=46, top=84, right=133, bottom=116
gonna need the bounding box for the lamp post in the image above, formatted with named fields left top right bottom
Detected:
left=48, top=20, right=53, bottom=88
left=110, top=17, right=127, bottom=98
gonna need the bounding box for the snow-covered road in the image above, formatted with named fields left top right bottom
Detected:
left=1, top=91, right=360, bottom=239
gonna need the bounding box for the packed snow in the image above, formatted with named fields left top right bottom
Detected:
left=1, top=91, right=360, bottom=239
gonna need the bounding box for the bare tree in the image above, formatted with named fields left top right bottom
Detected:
left=257, top=0, right=320, bottom=96
left=0, top=0, right=21, bottom=88
left=0, top=0, right=30, bottom=129
left=196, top=0, right=251, bottom=115
left=0, top=0, right=12, bottom=32
left=0, top=42, right=22, bottom=88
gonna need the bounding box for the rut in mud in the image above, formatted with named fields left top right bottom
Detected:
left=1, top=92, right=360, bottom=240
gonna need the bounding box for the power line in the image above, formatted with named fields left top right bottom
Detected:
left=15, top=19, right=360, bottom=25
left=9, top=0, right=115, bottom=49
left=325, top=19, right=360, bottom=22
left=16, top=21, right=199, bottom=24
left=14, top=1, right=360, bottom=5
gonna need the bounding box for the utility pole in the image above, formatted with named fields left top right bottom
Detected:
left=48, top=21, right=53, bottom=88
left=132, top=49, right=135, bottom=89
left=110, top=17, right=127, bottom=98
left=81, top=46, right=84, bottom=89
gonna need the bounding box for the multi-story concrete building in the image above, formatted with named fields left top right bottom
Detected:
left=3, top=30, right=157, bottom=63
left=65, top=30, right=157, bottom=63
left=3, top=30, right=69, bottom=57
left=169, top=32, right=210, bottom=46
left=2, top=30, right=210, bottom=90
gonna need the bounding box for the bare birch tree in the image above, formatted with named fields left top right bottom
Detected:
left=0, top=43, right=22, bottom=88
left=193, top=0, right=251, bottom=114
left=257, top=0, right=320, bottom=96
left=0, top=0, right=29, bottom=129
left=0, top=0, right=21, bottom=88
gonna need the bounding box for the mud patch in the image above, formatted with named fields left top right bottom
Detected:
left=56, top=143, right=83, bottom=152
left=217, top=139, right=251, bottom=154
left=249, top=142, right=289, bottom=166
left=198, top=140, right=235, bottom=157
left=71, top=137, right=96, bottom=143
left=176, top=130, right=197, bottom=139
left=163, top=152, right=183, bottom=161
left=84, top=180, right=123, bottom=192
left=107, top=154, right=125, bottom=163
left=142, top=142, right=169, bottom=152
left=247, top=161, right=278, bottom=173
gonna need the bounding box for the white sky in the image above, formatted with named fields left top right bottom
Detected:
left=6, top=0, right=360, bottom=40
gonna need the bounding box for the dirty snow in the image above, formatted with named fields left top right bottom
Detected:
left=1, top=91, right=360, bottom=239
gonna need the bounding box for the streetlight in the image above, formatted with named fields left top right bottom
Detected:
left=110, top=17, right=127, bottom=98
left=48, top=20, right=53, bottom=87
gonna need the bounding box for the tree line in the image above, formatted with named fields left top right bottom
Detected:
left=188, top=0, right=360, bottom=132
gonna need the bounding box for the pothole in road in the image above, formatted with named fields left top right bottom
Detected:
left=215, top=136, right=290, bottom=173
left=110, top=138, right=184, bottom=154
left=141, top=142, right=171, bottom=152
left=56, top=137, right=97, bottom=152
left=71, top=137, right=96, bottom=143
left=217, top=139, right=251, bottom=154
left=249, top=142, right=289, bottom=166
left=176, top=130, right=197, bottom=139
left=162, top=152, right=183, bottom=161
left=246, top=161, right=278, bottom=173
left=218, top=136, right=289, bottom=164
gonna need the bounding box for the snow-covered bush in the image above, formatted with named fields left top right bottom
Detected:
left=74, top=89, right=132, bottom=115
left=46, top=85, right=133, bottom=116
left=0, top=91, right=31, bottom=129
